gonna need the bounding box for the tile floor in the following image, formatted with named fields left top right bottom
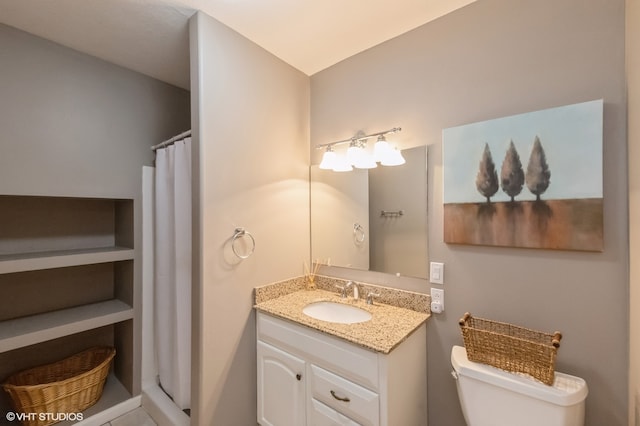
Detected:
left=101, top=407, right=157, bottom=426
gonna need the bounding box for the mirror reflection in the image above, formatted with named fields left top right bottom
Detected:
left=310, top=145, right=428, bottom=279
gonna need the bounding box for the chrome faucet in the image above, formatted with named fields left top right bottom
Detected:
left=344, top=281, right=360, bottom=300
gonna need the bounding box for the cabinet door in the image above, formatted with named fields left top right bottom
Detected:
left=257, top=340, right=306, bottom=426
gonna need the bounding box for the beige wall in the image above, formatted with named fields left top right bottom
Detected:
left=628, top=0, right=640, bottom=424
left=0, top=24, right=190, bottom=199
left=189, top=11, right=310, bottom=425
left=311, top=1, right=627, bottom=425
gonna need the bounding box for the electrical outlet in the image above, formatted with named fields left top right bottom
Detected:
left=430, top=288, right=444, bottom=313
left=430, top=262, right=444, bottom=284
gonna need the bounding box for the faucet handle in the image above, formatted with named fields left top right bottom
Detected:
left=335, top=284, right=347, bottom=298
left=366, top=292, right=381, bottom=305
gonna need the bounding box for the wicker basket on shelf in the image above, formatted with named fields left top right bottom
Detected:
left=458, top=312, right=562, bottom=385
left=2, top=346, right=115, bottom=426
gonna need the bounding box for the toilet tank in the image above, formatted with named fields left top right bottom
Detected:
left=451, top=346, right=588, bottom=426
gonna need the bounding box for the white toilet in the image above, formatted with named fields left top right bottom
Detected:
left=451, top=345, right=588, bottom=426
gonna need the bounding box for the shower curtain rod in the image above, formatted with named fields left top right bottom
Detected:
left=151, top=129, right=191, bottom=151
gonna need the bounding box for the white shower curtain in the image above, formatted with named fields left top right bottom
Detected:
left=154, top=138, right=192, bottom=410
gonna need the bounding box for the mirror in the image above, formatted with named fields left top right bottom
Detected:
left=310, top=145, right=428, bottom=279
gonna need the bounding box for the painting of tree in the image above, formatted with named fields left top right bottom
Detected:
left=500, top=140, right=525, bottom=202
left=526, top=136, right=551, bottom=201
left=475, top=143, right=499, bottom=202
left=442, top=99, right=603, bottom=251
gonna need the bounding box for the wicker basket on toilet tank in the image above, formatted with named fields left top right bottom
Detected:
left=459, top=312, right=562, bottom=385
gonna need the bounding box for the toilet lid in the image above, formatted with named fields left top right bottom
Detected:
left=451, top=346, right=588, bottom=406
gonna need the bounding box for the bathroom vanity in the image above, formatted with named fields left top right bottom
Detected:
left=254, top=276, right=429, bottom=426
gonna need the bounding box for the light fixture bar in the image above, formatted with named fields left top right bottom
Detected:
left=315, top=127, right=401, bottom=150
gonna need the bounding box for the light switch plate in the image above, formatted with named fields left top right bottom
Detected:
left=430, top=262, right=444, bottom=284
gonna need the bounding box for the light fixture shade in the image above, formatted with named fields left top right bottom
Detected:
left=347, top=140, right=377, bottom=169
left=353, top=155, right=378, bottom=169
left=332, top=154, right=353, bottom=172
left=373, top=135, right=391, bottom=162
left=319, top=148, right=337, bottom=170
left=347, top=141, right=364, bottom=164
left=381, top=148, right=406, bottom=166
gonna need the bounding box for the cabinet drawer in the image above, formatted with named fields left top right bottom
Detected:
left=309, top=399, right=361, bottom=426
left=309, top=364, right=379, bottom=426
left=257, top=312, right=379, bottom=389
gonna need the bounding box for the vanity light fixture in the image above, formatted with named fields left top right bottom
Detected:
left=317, top=127, right=404, bottom=172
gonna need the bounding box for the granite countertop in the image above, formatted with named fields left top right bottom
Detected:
left=254, top=276, right=430, bottom=354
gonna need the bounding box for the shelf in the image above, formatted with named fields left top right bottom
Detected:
left=0, top=247, right=134, bottom=274
left=60, top=373, right=132, bottom=425
left=0, top=195, right=138, bottom=416
left=0, top=300, right=133, bottom=353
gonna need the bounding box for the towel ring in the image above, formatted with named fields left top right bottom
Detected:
left=353, top=223, right=365, bottom=245
left=232, top=227, right=255, bottom=259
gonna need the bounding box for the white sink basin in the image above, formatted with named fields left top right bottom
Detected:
left=302, top=301, right=372, bottom=324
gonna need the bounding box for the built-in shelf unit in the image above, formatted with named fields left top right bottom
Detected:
left=0, top=195, right=135, bottom=424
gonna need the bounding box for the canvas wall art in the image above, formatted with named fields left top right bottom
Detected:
left=442, top=99, right=603, bottom=251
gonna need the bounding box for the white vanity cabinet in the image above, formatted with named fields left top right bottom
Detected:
left=256, top=311, right=427, bottom=426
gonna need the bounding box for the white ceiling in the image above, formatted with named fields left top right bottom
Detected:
left=0, top=0, right=476, bottom=90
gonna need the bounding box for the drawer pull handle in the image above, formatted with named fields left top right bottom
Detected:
left=296, top=374, right=302, bottom=381
left=330, top=390, right=350, bottom=402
